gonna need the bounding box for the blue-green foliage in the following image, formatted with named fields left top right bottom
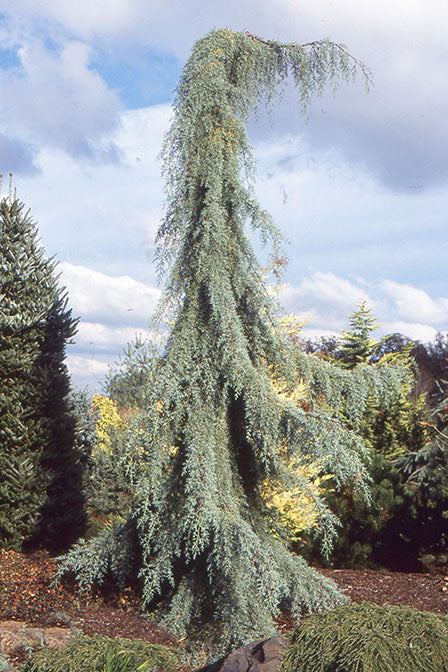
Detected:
left=58, top=30, right=407, bottom=647
left=69, top=387, right=98, bottom=456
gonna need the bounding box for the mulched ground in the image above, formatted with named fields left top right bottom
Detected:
left=66, top=604, right=177, bottom=644
left=1, top=550, right=447, bottom=646
left=65, top=567, right=448, bottom=641
left=321, top=568, right=448, bottom=616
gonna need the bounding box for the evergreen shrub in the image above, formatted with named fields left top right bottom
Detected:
left=83, top=430, right=134, bottom=538
left=302, top=453, right=418, bottom=571
left=21, top=635, right=181, bottom=672
left=281, top=602, right=448, bottom=672
left=397, top=379, right=448, bottom=572
left=105, top=336, right=156, bottom=411
left=69, top=387, right=98, bottom=459
left=0, top=198, right=84, bottom=551
left=298, top=304, right=435, bottom=571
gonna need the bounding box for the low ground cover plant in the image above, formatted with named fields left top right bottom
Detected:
left=281, top=602, right=448, bottom=672
left=20, top=635, right=183, bottom=672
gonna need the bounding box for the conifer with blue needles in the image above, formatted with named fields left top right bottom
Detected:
left=58, top=29, right=409, bottom=648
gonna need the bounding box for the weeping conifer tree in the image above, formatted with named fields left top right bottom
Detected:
left=60, top=29, right=409, bottom=646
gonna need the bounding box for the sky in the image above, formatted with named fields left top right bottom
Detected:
left=0, top=0, right=447, bottom=391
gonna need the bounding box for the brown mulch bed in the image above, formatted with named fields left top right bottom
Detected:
left=65, top=603, right=177, bottom=644
left=0, top=549, right=176, bottom=646
left=320, top=567, right=448, bottom=616
left=1, top=550, right=447, bottom=647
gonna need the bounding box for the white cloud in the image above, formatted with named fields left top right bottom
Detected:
left=74, top=321, right=151, bottom=354
left=0, top=39, right=122, bottom=158
left=380, top=322, right=439, bottom=344
left=17, top=0, right=134, bottom=37
left=286, top=272, right=368, bottom=308
left=300, top=327, right=339, bottom=340
left=67, top=353, right=111, bottom=377
left=8, top=0, right=446, bottom=59
left=0, top=1, right=445, bottom=390
left=17, top=104, right=171, bottom=281
left=60, top=262, right=161, bottom=327
left=66, top=352, right=116, bottom=392
left=58, top=262, right=160, bottom=389
left=252, top=133, right=447, bottom=302
left=277, top=272, right=448, bottom=346
left=2, top=0, right=448, bottom=189
left=279, top=272, right=371, bottom=331
left=381, top=280, right=448, bottom=326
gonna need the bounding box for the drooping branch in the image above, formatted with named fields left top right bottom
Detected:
left=244, top=31, right=372, bottom=89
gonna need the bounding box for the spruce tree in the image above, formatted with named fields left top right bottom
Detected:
left=338, top=301, right=378, bottom=368
left=0, top=196, right=85, bottom=551
left=59, top=29, right=408, bottom=647
left=337, top=303, right=428, bottom=458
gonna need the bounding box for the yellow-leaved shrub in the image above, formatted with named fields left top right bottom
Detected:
left=261, top=460, right=333, bottom=543
left=91, top=394, right=128, bottom=452
left=260, top=309, right=334, bottom=545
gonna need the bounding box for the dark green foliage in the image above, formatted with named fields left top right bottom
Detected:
left=300, top=306, right=434, bottom=570
left=58, top=29, right=407, bottom=647
left=338, top=301, right=379, bottom=369
left=300, top=322, right=447, bottom=571
left=399, top=379, right=448, bottom=500
left=21, top=635, right=181, bottom=672
left=303, top=387, right=445, bottom=571
left=305, top=435, right=447, bottom=572
left=395, top=379, right=448, bottom=571
left=0, top=198, right=85, bottom=551
left=302, top=453, right=418, bottom=570
left=281, top=602, right=448, bottom=672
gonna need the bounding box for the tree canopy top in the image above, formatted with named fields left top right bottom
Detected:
left=157, top=28, right=371, bottom=287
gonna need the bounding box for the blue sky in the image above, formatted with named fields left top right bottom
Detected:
left=0, top=0, right=447, bottom=390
